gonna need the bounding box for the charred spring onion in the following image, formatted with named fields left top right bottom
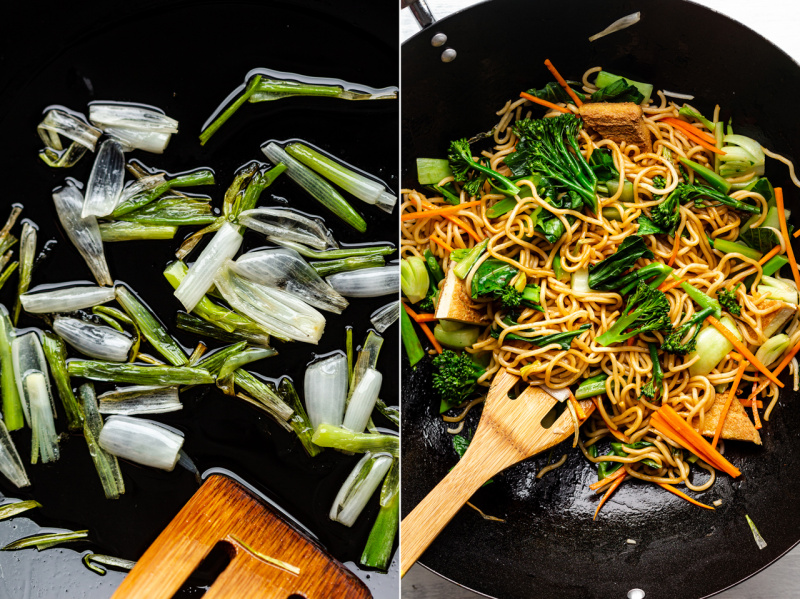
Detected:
left=116, top=286, right=187, bottom=366
left=68, top=360, right=213, bottom=386
left=310, top=254, right=386, bottom=277
left=13, top=222, right=37, bottom=325
left=21, top=285, right=116, bottom=314
left=98, top=415, right=184, bottom=471
left=360, top=458, right=398, bottom=570
left=80, top=383, right=125, bottom=499
left=312, top=424, right=398, bottom=457
left=330, top=452, right=392, bottom=527
left=98, top=386, right=181, bottom=416
left=42, top=332, right=84, bottom=431
left=304, top=353, right=349, bottom=430
left=2, top=530, right=89, bottom=551
left=277, top=377, right=322, bottom=458
left=0, top=305, right=23, bottom=431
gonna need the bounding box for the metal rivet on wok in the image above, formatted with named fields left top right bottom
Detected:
left=441, top=48, right=457, bottom=63
left=431, top=32, right=447, bottom=47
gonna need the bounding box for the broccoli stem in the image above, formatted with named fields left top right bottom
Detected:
left=679, top=282, right=721, bottom=319
left=617, top=263, right=674, bottom=295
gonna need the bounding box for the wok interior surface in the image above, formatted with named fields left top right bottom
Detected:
left=0, top=0, right=398, bottom=596
left=401, top=1, right=800, bottom=597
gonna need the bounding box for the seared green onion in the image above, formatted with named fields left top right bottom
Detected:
left=249, top=72, right=397, bottom=103
left=116, top=286, right=187, bottom=366
left=80, top=383, right=125, bottom=499
left=21, top=285, right=116, bottom=314
left=99, top=415, right=184, bottom=471
left=199, top=74, right=263, bottom=145
left=83, top=553, right=136, bottom=576
left=312, top=424, right=398, bottom=456
left=218, top=347, right=275, bottom=379
left=99, top=222, right=177, bottom=242
left=370, top=302, right=399, bottom=333
left=116, top=196, right=215, bottom=226
left=175, top=312, right=271, bottom=348
left=0, top=419, right=29, bottom=488
left=0, top=262, right=18, bottom=292
left=112, top=169, right=215, bottom=217
left=326, top=266, right=399, bottom=298
left=2, top=530, right=89, bottom=551
left=375, top=399, right=399, bottom=427
left=330, top=452, right=393, bottom=527
left=68, top=360, right=213, bottom=385
left=311, top=254, right=385, bottom=277
left=305, top=353, right=348, bottom=429
left=0, top=305, right=23, bottom=431
left=0, top=207, right=21, bottom=255
left=13, top=222, right=36, bottom=324
left=360, top=458, right=398, bottom=570
left=0, top=500, right=41, bottom=521
left=98, top=386, right=181, bottom=416
left=25, top=371, right=60, bottom=464
left=277, top=377, right=321, bottom=458
left=42, top=332, right=84, bottom=431
left=273, top=240, right=394, bottom=261
left=53, top=317, right=133, bottom=362
left=233, top=369, right=293, bottom=427
left=343, top=369, right=382, bottom=433
left=82, top=139, right=125, bottom=218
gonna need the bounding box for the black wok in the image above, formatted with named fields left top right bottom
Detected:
left=0, top=1, right=398, bottom=596
left=401, top=1, right=800, bottom=597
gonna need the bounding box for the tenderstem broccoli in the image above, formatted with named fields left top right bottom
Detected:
left=661, top=306, right=716, bottom=355
left=432, top=349, right=487, bottom=413
left=677, top=183, right=760, bottom=214
left=448, top=139, right=520, bottom=196
left=650, top=188, right=681, bottom=234
left=595, top=282, right=672, bottom=346
left=718, top=287, right=742, bottom=316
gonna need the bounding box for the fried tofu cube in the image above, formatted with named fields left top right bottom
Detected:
left=435, top=268, right=488, bottom=325
left=759, top=298, right=797, bottom=338
left=579, top=102, right=652, bottom=153
left=693, top=392, right=761, bottom=445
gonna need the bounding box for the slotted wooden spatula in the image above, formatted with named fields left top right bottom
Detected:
left=400, top=369, right=595, bottom=576
left=112, top=473, right=371, bottom=599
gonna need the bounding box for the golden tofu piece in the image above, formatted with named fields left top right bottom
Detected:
left=579, top=102, right=652, bottom=153
left=693, top=392, right=761, bottom=445
left=759, top=299, right=797, bottom=338
left=435, top=268, right=488, bottom=325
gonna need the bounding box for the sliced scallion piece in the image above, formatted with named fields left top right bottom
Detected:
left=312, top=424, right=398, bottom=456
left=2, top=530, right=89, bottom=551
left=25, top=372, right=60, bottom=464
left=115, top=196, right=216, bottom=226
left=99, top=415, right=184, bottom=471
left=238, top=207, right=337, bottom=251
left=218, top=347, right=275, bottom=380
left=232, top=369, right=293, bottom=428
left=99, top=222, right=177, bottom=242
left=53, top=317, right=134, bottom=362
left=343, top=368, right=382, bottom=433
left=305, top=353, right=348, bottom=430
left=277, top=377, right=322, bottom=458
left=271, top=240, right=394, bottom=261
left=42, top=332, right=84, bottom=431
left=0, top=206, right=20, bottom=256
left=310, top=254, right=385, bottom=277
left=83, top=553, right=136, bottom=576
left=330, top=452, right=393, bottom=527
left=0, top=499, right=41, bottom=521
left=249, top=72, right=397, bottom=103
left=21, top=285, right=116, bottom=314
left=116, top=286, right=187, bottom=366
left=82, top=139, right=125, bottom=218
left=360, top=458, right=398, bottom=570
left=13, top=222, right=37, bottom=325
left=68, top=360, right=213, bottom=386
left=326, top=266, right=400, bottom=298
left=0, top=419, right=30, bottom=487
left=375, top=399, right=399, bottom=427
left=98, top=386, right=181, bottom=416
left=80, top=383, right=125, bottom=499
left=89, top=103, right=179, bottom=134
left=0, top=305, right=23, bottom=431
left=111, top=169, right=215, bottom=217
left=199, top=75, right=263, bottom=145
left=349, top=331, right=384, bottom=408
left=0, top=262, right=18, bottom=292
left=175, top=312, right=271, bottom=348
left=37, top=109, right=102, bottom=165
left=262, top=142, right=366, bottom=232
left=370, top=301, right=399, bottom=334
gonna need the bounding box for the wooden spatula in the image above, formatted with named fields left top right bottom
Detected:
left=112, top=473, right=371, bottom=599
left=400, top=368, right=595, bottom=576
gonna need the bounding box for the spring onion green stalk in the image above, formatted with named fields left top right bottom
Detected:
left=82, top=139, right=125, bottom=218
left=175, top=222, right=243, bottom=312
left=370, top=302, right=400, bottom=333
left=215, top=262, right=326, bottom=343
left=708, top=237, right=762, bottom=261
left=2, top=530, right=89, bottom=551
left=680, top=282, right=722, bottom=319
left=262, top=142, right=366, bottom=232
left=199, top=75, right=263, bottom=145
left=249, top=72, right=397, bottom=103
left=218, top=348, right=274, bottom=380
left=37, top=109, right=101, bottom=166
left=453, top=239, right=488, bottom=279
left=13, top=222, right=36, bottom=325
left=83, top=553, right=137, bottom=576
left=20, top=286, right=116, bottom=314
left=401, top=308, right=424, bottom=367
left=755, top=334, right=791, bottom=367
left=0, top=306, right=22, bottom=431
left=400, top=257, right=429, bottom=304
left=0, top=262, right=18, bottom=292
left=80, top=383, right=125, bottom=499
left=0, top=420, right=29, bottom=487
left=98, top=415, right=183, bottom=471
left=330, top=452, right=393, bottom=527
left=42, top=332, right=83, bottom=431
left=575, top=374, right=609, bottom=400
left=417, top=158, right=453, bottom=185
left=98, top=386, right=181, bottom=416
left=326, top=266, right=399, bottom=298
left=757, top=275, right=799, bottom=304
left=115, top=196, right=215, bottom=226
left=25, top=372, right=60, bottom=464
left=68, top=360, right=213, bottom=385
left=285, top=142, right=397, bottom=213
left=312, top=424, right=398, bottom=456
left=277, top=377, right=321, bottom=457
left=375, top=399, right=399, bottom=426
left=111, top=169, right=216, bottom=217
left=175, top=313, right=272, bottom=348
left=53, top=317, right=133, bottom=362
left=275, top=240, right=395, bottom=262
left=687, top=315, right=741, bottom=377
left=195, top=342, right=247, bottom=376
left=310, top=254, right=385, bottom=277
left=360, top=458, right=398, bottom=570
left=12, top=331, right=53, bottom=426
left=434, top=322, right=480, bottom=349
left=234, top=248, right=348, bottom=314
left=0, top=500, right=41, bottom=521
left=99, top=222, right=177, bottom=242
left=304, top=353, right=348, bottom=430
left=115, top=286, right=187, bottom=366
left=343, top=368, right=382, bottom=433
left=232, top=370, right=294, bottom=427
left=53, top=182, right=112, bottom=286
left=678, top=156, right=731, bottom=194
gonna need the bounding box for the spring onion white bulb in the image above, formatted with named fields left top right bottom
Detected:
left=370, top=302, right=399, bottom=333
left=234, top=248, right=348, bottom=313
left=174, top=221, right=243, bottom=312
left=755, top=334, right=791, bottom=367
left=238, top=207, right=337, bottom=250
left=53, top=181, right=113, bottom=286
left=82, top=139, right=126, bottom=218
left=38, top=109, right=102, bottom=151
left=98, top=386, right=182, bottom=416
left=20, top=285, right=116, bottom=314
left=343, top=368, right=382, bottom=432
left=53, top=317, right=133, bottom=362
left=330, top=452, right=392, bottom=527
left=12, top=332, right=52, bottom=425
left=285, top=143, right=397, bottom=213
left=25, top=372, right=60, bottom=464
left=304, top=353, right=348, bottom=429
left=0, top=420, right=29, bottom=487
left=89, top=103, right=179, bottom=134
left=326, top=266, right=399, bottom=298
left=215, top=261, right=326, bottom=344
left=98, top=415, right=184, bottom=471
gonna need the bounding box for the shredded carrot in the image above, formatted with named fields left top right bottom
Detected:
left=705, top=316, right=783, bottom=387
left=568, top=391, right=587, bottom=420
left=589, top=466, right=626, bottom=491
left=592, top=397, right=632, bottom=442
left=658, top=277, right=688, bottom=293
left=413, top=313, right=438, bottom=323
left=593, top=473, right=626, bottom=520
left=661, top=117, right=718, bottom=145
left=758, top=244, right=782, bottom=265
left=771, top=336, right=800, bottom=381
left=402, top=302, right=420, bottom=320
left=775, top=188, right=800, bottom=292
left=656, top=482, right=714, bottom=510
left=446, top=215, right=482, bottom=242
left=402, top=200, right=482, bottom=221
left=712, top=359, right=746, bottom=449
left=662, top=118, right=724, bottom=155
left=794, top=228, right=800, bottom=239
left=402, top=303, right=442, bottom=353
left=543, top=59, right=584, bottom=107
left=430, top=235, right=453, bottom=253
left=738, top=399, right=763, bottom=408
left=752, top=397, right=762, bottom=430
left=519, top=91, right=571, bottom=114
left=667, top=234, right=681, bottom=267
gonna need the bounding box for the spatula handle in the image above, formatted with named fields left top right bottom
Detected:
left=400, top=448, right=497, bottom=577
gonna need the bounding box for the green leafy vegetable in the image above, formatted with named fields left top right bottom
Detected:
left=641, top=342, right=663, bottom=400
left=590, top=79, right=645, bottom=104
left=525, top=81, right=586, bottom=105
left=677, top=183, right=760, bottom=215
left=652, top=175, right=666, bottom=189
left=595, top=283, right=672, bottom=346
left=448, top=139, right=520, bottom=196
left=588, top=237, right=654, bottom=291
left=401, top=257, right=430, bottom=304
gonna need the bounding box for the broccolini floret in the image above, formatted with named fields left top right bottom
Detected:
left=661, top=306, right=716, bottom=355
left=595, top=282, right=673, bottom=346
left=650, top=188, right=681, bottom=235
left=677, top=183, right=761, bottom=214
left=718, top=288, right=742, bottom=316
left=432, top=349, right=487, bottom=413
left=652, top=175, right=666, bottom=189
left=448, top=139, right=520, bottom=196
